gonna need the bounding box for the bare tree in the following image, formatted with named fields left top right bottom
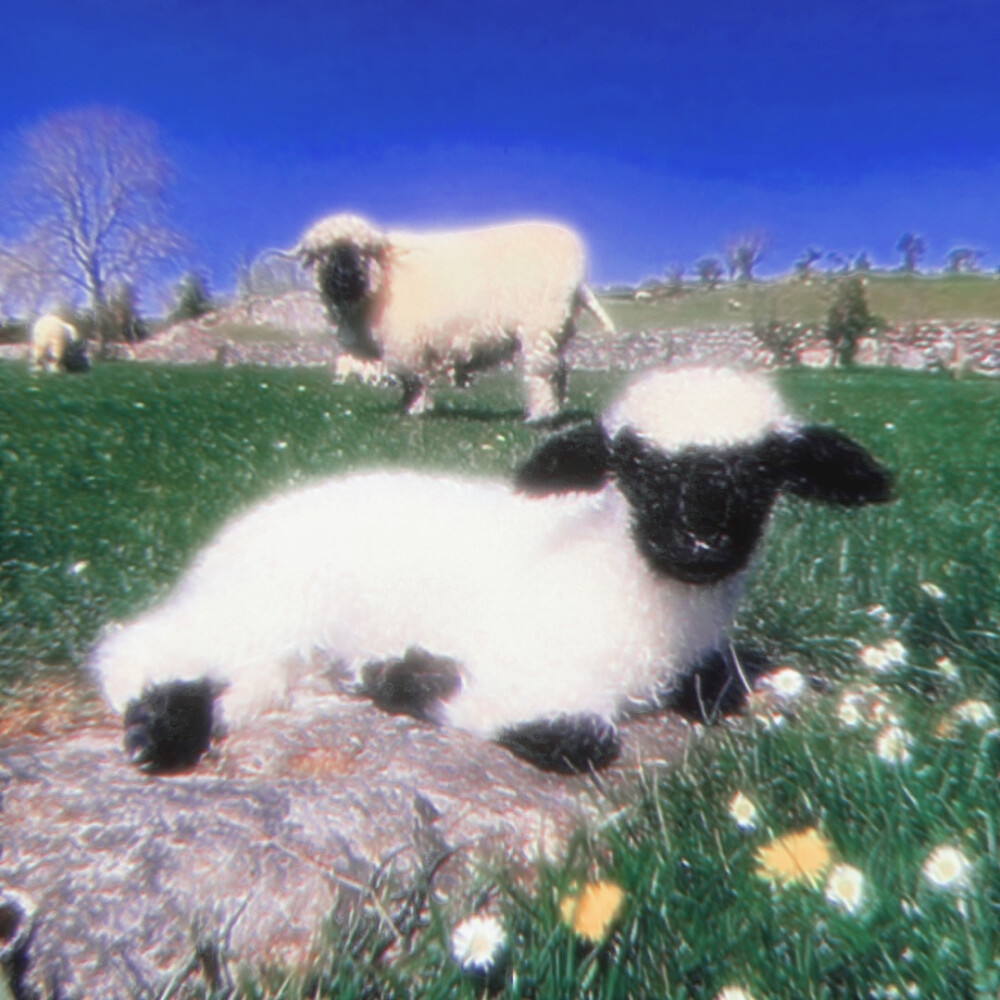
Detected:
left=944, top=247, right=984, bottom=273
left=2, top=106, right=185, bottom=350
left=895, top=232, right=926, bottom=273
left=724, top=232, right=771, bottom=283
left=694, top=256, right=724, bottom=289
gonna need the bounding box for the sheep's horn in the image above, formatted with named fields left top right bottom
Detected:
left=257, top=247, right=302, bottom=263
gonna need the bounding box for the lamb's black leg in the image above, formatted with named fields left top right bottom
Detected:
left=360, top=646, right=462, bottom=721
left=123, top=680, right=215, bottom=772
left=668, top=645, right=768, bottom=723
left=496, top=715, right=620, bottom=774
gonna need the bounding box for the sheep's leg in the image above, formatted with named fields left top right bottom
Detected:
left=360, top=646, right=462, bottom=721
left=400, top=374, right=432, bottom=415
left=495, top=715, right=620, bottom=773
left=123, top=679, right=216, bottom=772
left=665, top=645, right=769, bottom=723
left=523, top=329, right=568, bottom=423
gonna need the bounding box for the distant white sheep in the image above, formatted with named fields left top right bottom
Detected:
left=30, top=314, right=90, bottom=373
left=92, top=367, right=893, bottom=774
left=282, top=213, right=615, bottom=421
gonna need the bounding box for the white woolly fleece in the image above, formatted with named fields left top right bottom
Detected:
left=604, top=367, right=794, bottom=452
left=92, top=471, right=746, bottom=737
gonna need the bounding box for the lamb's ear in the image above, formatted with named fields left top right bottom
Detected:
left=769, top=426, right=894, bottom=506
left=514, top=422, right=613, bottom=495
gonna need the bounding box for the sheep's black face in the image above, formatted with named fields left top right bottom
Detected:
left=613, top=430, right=780, bottom=584
left=317, top=243, right=371, bottom=309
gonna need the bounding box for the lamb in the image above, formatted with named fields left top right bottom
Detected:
left=30, top=314, right=90, bottom=373
left=91, top=367, right=893, bottom=774
left=280, top=213, right=615, bottom=421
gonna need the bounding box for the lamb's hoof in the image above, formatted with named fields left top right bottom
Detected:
left=361, top=647, right=462, bottom=721
left=669, top=646, right=769, bottom=722
left=496, top=715, right=620, bottom=773
left=123, top=680, right=215, bottom=772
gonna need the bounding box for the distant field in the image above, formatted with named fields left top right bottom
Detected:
left=605, top=272, right=1000, bottom=331
left=2, top=361, right=1000, bottom=996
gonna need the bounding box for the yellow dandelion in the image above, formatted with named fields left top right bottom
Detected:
left=728, top=791, right=759, bottom=832
left=755, top=828, right=833, bottom=887
left=559, top=880, right=625, bottom=943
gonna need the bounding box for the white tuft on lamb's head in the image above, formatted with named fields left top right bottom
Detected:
left=516, top=366, right=894, bottom=585
left=293, top=212, right=389, bottom=264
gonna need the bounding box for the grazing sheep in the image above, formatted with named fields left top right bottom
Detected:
left=30, top=314, right=90, bottom=373
left=282, top=213, right=615, bottom=421
left=92, top=367, right=893, bottom=774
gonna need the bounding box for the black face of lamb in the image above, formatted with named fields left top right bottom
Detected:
left=317, top=243, right=372, bottom=311
left=123, top=680, right=215, bottom=772
left=612, top=430, right=781, bottom=584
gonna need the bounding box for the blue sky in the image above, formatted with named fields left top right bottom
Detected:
left=3, top=0, right=1000, bottom=291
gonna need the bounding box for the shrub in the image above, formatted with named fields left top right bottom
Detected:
left=169, top=272, right=214, bottom=323
left=824, top=276, right=881, bottom=367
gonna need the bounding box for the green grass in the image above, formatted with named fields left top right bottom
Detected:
left=3, top=360, right=1000, bottom=997
left=606, top=272, right=1000, bottom=331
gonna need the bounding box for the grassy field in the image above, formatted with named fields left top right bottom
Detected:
left=605, top=272, right=1000, bottom=332
left=2, top=360, right=1000, bottom=997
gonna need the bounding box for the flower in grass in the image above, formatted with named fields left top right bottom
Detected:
left=954, top=699, right=996, bottom=727
left=715, top=987, right=756, bottom=1000
left=824, top=863, right=866, bottom=914
left=860, top=639, right=907, bottom=673
left=922, top=845, right=973, bottom=893
left=755, top=828, right=833, bottom=887
left=875, top=724, right=912, bottom=764
left=935, top=655, right=960, bottom=682
left=919, top=581, right=945, bottom=600
left=728, top=792, right=759, bottom=832
left=68, top=560, right=89, bottom=576
left=867, top=603, right=893, bottom=624
left=450, top=913, right=506, bottom=972
left=837, top=691, right=866, bottom=728
left=760, top=667, right=807, bottom=702
left=559, top=880, right=625, bottom=943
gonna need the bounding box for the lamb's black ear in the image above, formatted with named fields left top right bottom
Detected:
left=770, top=426, right=894, bottom=506
left=514, top=422, right=613, bottom=496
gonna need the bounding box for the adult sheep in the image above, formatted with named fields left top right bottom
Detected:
left=92, top=367, right=893, bottom=775
left=280, top=213, right=615, bottom=421
left=30, top=314, right=90, bottom=373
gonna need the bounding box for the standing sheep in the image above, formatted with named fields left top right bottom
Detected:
left=281, top=213, right=615, bottom=421
left=30, top=314, right=90, bottom=373
left=91, top=367, right=893, bottom=775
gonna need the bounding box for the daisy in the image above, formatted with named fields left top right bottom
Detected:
left=825, top=863, right=866, bottom=914
left=876, top=725, right=912, bottom=764
left=860, top=639, right=907, bottom=673
left=559, top=880, right=625, bottom=943
left=922, top=846, right=972, bottom=893
left=715, top=987, right=755, bottom=1000
left=450, top=914, right=506, bottom=972
left=919, top=581, right=945, bottom=600
left=954, top=700, right=996, bottom=727
left=761, top=667, right=807, bottom=701
left=755, top=828, right=833, bottom=887
left=728, top=792, right=759, bottom=832
left=936, top=656, right=960, bottom=682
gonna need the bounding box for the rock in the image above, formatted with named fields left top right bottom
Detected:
left=0, top=695, right=691, bottom=998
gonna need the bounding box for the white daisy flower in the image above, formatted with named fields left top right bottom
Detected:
left=69, top=560, right=89, bottom=576
left=450, top=914, right=506, bottom=972
left=919, top=581, right=945, bottom=600
left=876, top=725, right=912, bottom=764
left=825, top=864, right=866, bottom=914
left=936, top=656, right=960, bottom=682
left=728, top=792, right=759, bottom=832
left=922, top=845, right=972, bottom=893
left=762, top=667, right=807, bottom=701
left=867, top=604, right=892, bottom=624
left=716, top=988, right=755, bottom=1000
left=954, top=700, right=996, bottom=727
left=861, top=639, right=907, bottom=673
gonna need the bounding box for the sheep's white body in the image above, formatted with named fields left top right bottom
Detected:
left=94, top=470, right=744, bottom=736
left=30, top=314, right=79, bottom=371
